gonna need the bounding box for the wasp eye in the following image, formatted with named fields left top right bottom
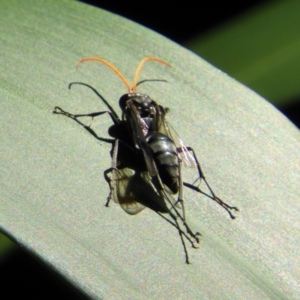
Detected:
left=119, top=94, right=131, bottom=111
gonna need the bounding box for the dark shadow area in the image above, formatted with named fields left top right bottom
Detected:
left=80, top=0, right=300, bottom=128
left=80, top=0, right=268, bottom=44
left=280, top=98, right=300, bottom=128
left=0, top=246, right=88, bottom=300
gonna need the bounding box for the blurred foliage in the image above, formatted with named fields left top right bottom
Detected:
left=185, top=0, right=300, bottom=107
left=0, top=233, right=16, bottom=260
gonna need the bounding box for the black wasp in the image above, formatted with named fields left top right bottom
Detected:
left=54, top=57, right=238, bottom=264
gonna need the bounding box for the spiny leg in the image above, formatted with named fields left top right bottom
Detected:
left=174, top=157, right=186, bottom=221
left=171, top=149, right=201, bottom=241
left=172, top=213, right=190, bottom=264
left=68, top=82, right=120, bottom=122
left=104, top=139, right=120, bottom=207
left=184, top=146, right=239, bottom=219
left=172, top=193, right=201, bottom=243
left=53, top=107, right=116, bottom=143
left=152, top=174, right=200, bottom=242
left=183, top=182, right=238, bottom=219
left=54, top=106, right=115, bottom=124
left=104, top=168, right=115, bottom=207
left=156, top=211, right=198, bottom=264
left=156, top=211, right=199, bottom=247
left=159, top=186, right=201, bottom=243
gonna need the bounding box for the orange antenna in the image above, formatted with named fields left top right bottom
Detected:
left=76, top=57, right=131, bottom=92
left=132, top=57, right=171, bottom=93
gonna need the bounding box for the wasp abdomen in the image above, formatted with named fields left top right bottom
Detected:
left=147, top=133, right=179, bottom=194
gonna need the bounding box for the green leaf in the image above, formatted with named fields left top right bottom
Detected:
left=0, top=0, right=299, bottom=298
left=185, top=0, right=300, bottom=106
left=0, top=234, right=15, bottom=257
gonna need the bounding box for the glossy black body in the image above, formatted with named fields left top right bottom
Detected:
left=54, top=57, right=239, bottom=263
left=118, top=93, right=180, bottom=194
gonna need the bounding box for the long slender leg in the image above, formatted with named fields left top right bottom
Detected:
left=104, top=141, right=199, bottom=263
left=156, top=211, right=199, bottom=264
left=156, top=212, right=198, bottom=248
left=170, top=213, right=190, bottom=265
left=104, top=139, right=120, bottom=207
left=104, top=168, right=114, bottom=207
left=103, top=138, right=138, bottom=207
left=175, top=157, right=186, bottom=220
left=183, top=182, right=238, bottom=219
left=182, top=146, right=239, bottom=219
left=172, top=157, right=201, bottom=241
left=53, top=106, right=119, bottom=125
left=155, top=180, right=201, bottom=243
left=53, top=107, right=117, bottom=143
left=68, top=82, right=120, bottom=122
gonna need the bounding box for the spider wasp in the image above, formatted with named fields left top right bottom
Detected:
left=54, top=57, right=238, bottom=263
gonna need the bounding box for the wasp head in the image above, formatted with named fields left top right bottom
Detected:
left=119, top=93, right=156, bottom=113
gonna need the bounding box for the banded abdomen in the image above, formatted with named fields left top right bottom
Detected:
left=147, top=133, right=179, bottom=194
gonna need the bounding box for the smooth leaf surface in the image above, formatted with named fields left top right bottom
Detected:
left=0, top=1, right=299, bottom=299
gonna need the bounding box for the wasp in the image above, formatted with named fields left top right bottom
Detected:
left=54, top=57, right=238, bottom=263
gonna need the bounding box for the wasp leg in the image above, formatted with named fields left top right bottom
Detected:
left=172, top=158, right=201, bottom=242
left=53, top=106, right=119, bottom=125
left=68, top=82, right=120, bottom=123
left=53, top=107, right=116, bottom=143
left=104, top=139, right=120, bottom=207
left=156, top=211, right=198, bottom=247
left=156, top=211, right=199, bottom=264
left=104, top=138, right=138, bottom=206
left=152, top=172, right=200, bottom=263
left=158, top=186, right=201, bottom=245
left=183, top=146, right=239, bottom=219
left=170, top=213, right=190, bottom=265
left=183, top=182, right=238, bottom=219
left=104, top=167, right=114, bottom=207
left=175, top=157, right=186, bottom=220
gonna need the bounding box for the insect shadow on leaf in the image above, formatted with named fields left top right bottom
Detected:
left=53, top=57, right=238, bottom=264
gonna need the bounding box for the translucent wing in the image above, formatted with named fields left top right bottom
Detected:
left=157, top=107, right=197, bottom=168
left=126, top=101, right=158, bottom=177
left=112, top=167, right=145, bottom=215
left=112, top=167, right=173, bottom=214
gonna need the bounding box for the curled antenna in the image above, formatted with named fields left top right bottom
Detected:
left=76, top=57, right=171, bottom=93
left=76, top=57, right=131, bottom=92
left=132, top=57, right=171, bottom=93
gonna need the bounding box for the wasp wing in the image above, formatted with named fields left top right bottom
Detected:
left=112, top=166, right=174, bottom=214
left=157, top=106, right=197, bottom=168
left=111, top=167, right=146, bottom=215
left=127, top=102, right=158, bottom=177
